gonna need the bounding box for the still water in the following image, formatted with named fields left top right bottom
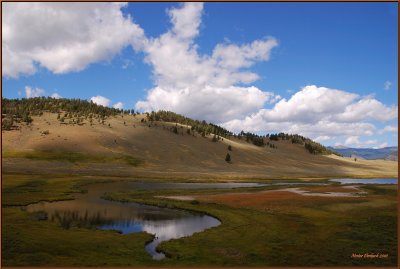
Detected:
left=330, top=178, right=397, bottom=185
left=24, top=179, right=393, bottom=259
left=25, top=182, right=223, bottom=260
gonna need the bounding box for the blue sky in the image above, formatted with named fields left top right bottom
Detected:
left=2, top=2, right=398, bottom=148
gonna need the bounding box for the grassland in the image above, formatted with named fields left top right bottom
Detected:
left=2, top=112, right=397, bottom=179
left=2, top=104, right=398, bottom=266
left=2, top=174, right=397, bottom=266
left=3, top=150, right=142, bottom=166
left=103, top=185, right=397, bottom=266
left=2, top=174, right=156, bottom=266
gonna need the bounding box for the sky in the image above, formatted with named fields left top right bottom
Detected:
left=2, top=2, right=398, bottom=148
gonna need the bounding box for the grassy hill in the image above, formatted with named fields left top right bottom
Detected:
left=2, top=98, right=397, bottom=179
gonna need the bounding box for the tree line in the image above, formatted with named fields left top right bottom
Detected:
left=2, top=97, right=336, bottom=155
left=146, top=110, right=233, bottom=138
left=237, top=131, right=337, bottom=155
left=1, top=97, right=130, bottom=130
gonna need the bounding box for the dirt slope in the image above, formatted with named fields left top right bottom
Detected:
left=2, top=113, right=397, bottom=179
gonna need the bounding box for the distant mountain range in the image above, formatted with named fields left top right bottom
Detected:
left=328, top=146, right=398, bottom=161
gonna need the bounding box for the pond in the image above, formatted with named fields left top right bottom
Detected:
left=27, top=181, right=278, bottom=260
left=330, top=178, right=397, bottom=185
left=24, top=179, right=390, bottom=259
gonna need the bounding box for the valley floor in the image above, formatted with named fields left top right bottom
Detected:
left=2, top=174, right=397, bottom=266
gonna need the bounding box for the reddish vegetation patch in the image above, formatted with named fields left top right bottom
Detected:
left=197, top=190, right=360, bottom=211
left=300, top=186, right=357, bottom=193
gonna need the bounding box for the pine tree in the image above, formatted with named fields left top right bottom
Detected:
left=225, top=153, right=231, bottom=163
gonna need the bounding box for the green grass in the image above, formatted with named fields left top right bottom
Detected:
left=3, top=177, right=81, bottom=206
left=2, top=175, right=397, bottom=266
left=360, top=184, right=398, bottom=196
left=103, top=186, right=398, bottom=266
left=2, top=207, right=156, bottom=266
left=2, top=150, right=142, bottom=166
left=2, top=174, right=156, bottom=266
left=2, top=174, right=115, bottom=206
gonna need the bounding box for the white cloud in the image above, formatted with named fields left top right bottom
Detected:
left=334, top=97, right=397, bottom=122
left=135, top=3, right=279, bottom=123
left=113, top=102, right=124, bottom=109
left=212, top=38, right=278, bottom=71
left=90, top=95, right=111, bottom=107
left=122, top=59, right=134, bottom=70
left=133, top=4, right=397, bottom=145
left=384, top=80, right=392, bottom=90
left=2, top=2, right=144, bottom=78
left=25, top=86, right=45, bottom=98
left=136, top=85, right=280, bottom=123
left=375, top=142, right=388, bottom=149
left=343, top=136, right=383, bottom=148
left=254, top=85, right=359, bottom=124
left=5, top=3, right=397, bottom=147
left=344, top=136, right=361, bottom=147
left=314, top=135, right=332, bottom=142
left=167, top=2, right=203, bottom=41
left=51, top=92, right=62, bottom=99
left=222, top=85, right=397, bottom=141
left=378, top=125, right=398, bottom=134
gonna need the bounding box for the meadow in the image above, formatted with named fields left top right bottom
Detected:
left=2, top=174, right=397, bottom=266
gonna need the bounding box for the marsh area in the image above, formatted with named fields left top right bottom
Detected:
left=2, top=175, right=398, bottom=266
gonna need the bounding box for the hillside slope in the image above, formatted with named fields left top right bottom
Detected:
left=2, top=112, right=397, bottom=179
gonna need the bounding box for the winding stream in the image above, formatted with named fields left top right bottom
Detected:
left=23, top=179, right=396, bottom=259
left=25, top=181, right=268, bottom=260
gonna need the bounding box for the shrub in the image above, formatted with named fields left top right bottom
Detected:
left=2, top=116, right=14, bottom=130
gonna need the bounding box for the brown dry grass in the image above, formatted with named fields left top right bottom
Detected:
left=2, top=112, right=397, bottom=179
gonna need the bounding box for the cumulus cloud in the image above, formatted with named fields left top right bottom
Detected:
left=113, top=102, right=124, bottom=109
left=343, top=136, right=386, bottom=148
left=25, top=86, right=45, bottom=98
left=51, top=93, right=62, bottom=99
left=314, top=136, right=332, bottom=142
left=344, top=136, right=362, bottom=147
left=2, top=2, right=144, bottom=78
left=248, top=85, right=359, bottom=124
left=133, top=4, right=397, bottom=146
left=334, top=97, right=398, bottom=122
left=222, top=85, right=397, bottom=140
left=135, top=3, right=279, bottom=123
left=137, top=85, right=280, bottom=123
left=384, top=80, right=392, bottom=90
left=24, top=86, right=63, bottom=99
left=90, top=95, right=111, bottom=107
left=5, top=3, right=397, bottom=147
left=378, top=125, right=398, bottom=134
